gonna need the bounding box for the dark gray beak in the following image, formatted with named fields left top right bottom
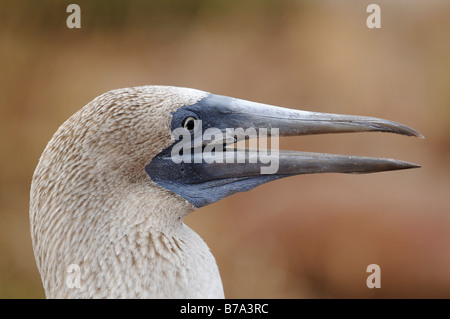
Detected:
left=146, top=94, right=422, bottom=208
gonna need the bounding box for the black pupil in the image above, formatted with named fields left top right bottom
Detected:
left=184, top=118, right=195, bottom=131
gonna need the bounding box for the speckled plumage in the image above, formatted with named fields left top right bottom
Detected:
left=30, top=85, right=224, bottom=298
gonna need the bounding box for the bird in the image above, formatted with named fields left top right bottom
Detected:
left=29, top=85, right=422, bottom=298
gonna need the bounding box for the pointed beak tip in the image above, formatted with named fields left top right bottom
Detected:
left=407, top=128, right=424, bottom=139
left=389, top=123, right=423, bottom=139
left=397, top=161, right=421, bottom=171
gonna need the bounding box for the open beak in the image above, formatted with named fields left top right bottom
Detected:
left=198, top=94, right=422, bottom=175
left=147, top=93, right=422, bottom=208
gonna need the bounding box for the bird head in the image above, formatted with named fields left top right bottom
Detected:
left=32, top=85, right=422, bottom=228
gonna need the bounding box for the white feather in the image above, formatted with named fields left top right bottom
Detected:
left=30, top=86, right=224, bottom=298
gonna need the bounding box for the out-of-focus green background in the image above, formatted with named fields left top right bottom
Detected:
left=1, top=0, right=449, bottom=298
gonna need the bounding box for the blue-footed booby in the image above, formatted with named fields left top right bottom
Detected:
left=29, top=85, right=422, bottom=298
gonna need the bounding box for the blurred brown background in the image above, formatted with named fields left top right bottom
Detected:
left=0, top=0, right=449, bottom=298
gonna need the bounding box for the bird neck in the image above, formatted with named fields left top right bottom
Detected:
left=34, top=175, right=225, bottom=298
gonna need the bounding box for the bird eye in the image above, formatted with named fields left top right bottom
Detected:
left=182, top=116, right=197, bottom=131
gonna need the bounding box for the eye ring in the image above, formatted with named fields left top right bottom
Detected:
left=182, top=116, right=198, bottom=131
